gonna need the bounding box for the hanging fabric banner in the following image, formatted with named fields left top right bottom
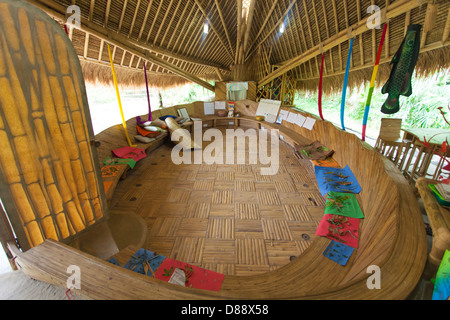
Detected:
left=362, top=23, right=388, bottom=141
left=107, top=44, right=137, bottom=147
left=318, top=53, right=325, bottom=121
left=136, top=61, right=153, bottom=125
left=340, top=38, right=353, bottom=131
left=143, top=61, right=152, bottom=122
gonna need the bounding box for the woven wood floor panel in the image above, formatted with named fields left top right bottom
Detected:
left=111, top=132, right=325, bottom=276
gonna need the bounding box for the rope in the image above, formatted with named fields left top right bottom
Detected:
left=340, top=38, right=353, bottom=131
left=362, top=23, right=388, bottom=141
left=65, top=289, right=74, bottom=300
left=318, top=53, right=325, bottom=121
left=143, top=61, right=152, bottom=122
left=107, top=44, right=137, bottom=147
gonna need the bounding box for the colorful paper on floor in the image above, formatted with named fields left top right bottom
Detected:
left=295, top=141, right=334, bottom=160
left=112, top=146, right=146, bottom=162
left=103, top=156, right=136, bottom=169
left=103, top=181, right=113, bottom=194
left=101, top=165, right=122, bottom=178
left=432, top=250, right=450, bottom=300
left=107, top=257, right=121, bottom=266
left=312, top=158, right=340, bottom=168
left=323, top=240, right=354, bottom=266
left=316, top=214, right=360, bottom=248
left=155, top=258, right=224, bottom=292
left=324, top=192, right=364, bottom=219
left=123, top=248, right=167, bottom=277
left=315, top=165, right=362, bottom=196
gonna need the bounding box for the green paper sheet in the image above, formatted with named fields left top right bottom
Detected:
left=324, top=192, right=364, bottom=219
left=103, top=156, right=137, bottom=169
left=432, top=250, right=450, bottom=300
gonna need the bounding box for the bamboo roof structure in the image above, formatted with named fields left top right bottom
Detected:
left=26, top=0, right=450, bottom=91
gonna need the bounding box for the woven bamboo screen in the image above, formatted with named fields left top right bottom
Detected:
left=0, top=0, right=107, bottom=251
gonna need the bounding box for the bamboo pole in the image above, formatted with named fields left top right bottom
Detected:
left=443, top=9, right=450, bottom=44
left=214, top=0, right=234, bottom=55
left=242, top=0, right=256, bottom=54
left=236, top=0, right=243, bottom=65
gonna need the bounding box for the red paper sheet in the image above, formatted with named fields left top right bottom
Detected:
left=154, top=258, right=224, bottom=292
left=316, top=214, right=360, bottom=248
left=112, top=146, right=146, bottom=162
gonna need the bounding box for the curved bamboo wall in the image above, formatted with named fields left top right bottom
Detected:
left=14, top=101, right=428, bottom=299
left=0, top=0, right=107, bottom=251
left=93, top=102, right=427, bottom=298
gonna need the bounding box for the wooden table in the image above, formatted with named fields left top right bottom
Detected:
left=416, top=177, right=450, bottom=276
left=400, top=128, right=450, bottom=182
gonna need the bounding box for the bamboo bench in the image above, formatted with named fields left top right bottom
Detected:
left=15, top=107, right=428, bottom=300
left=94, top=114, right=169, bottom=205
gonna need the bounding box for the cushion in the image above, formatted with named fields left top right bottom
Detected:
left=144, top=126, right=160, bottom=132
left=144, top=126, right=167, bottom=132
left=137, top=125, right=162, bottom=138
left=165, top=117, right=202, bottom=150
left=150, top=119, right=166, bottom=127
left=134, top=135, right=156, bottom=144
left=159, top=115, right=177, bottom=121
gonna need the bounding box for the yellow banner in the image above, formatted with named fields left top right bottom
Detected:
left=107, top=44, right=136, bottom=147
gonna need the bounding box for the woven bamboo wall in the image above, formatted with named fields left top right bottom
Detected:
left=0, top=0, right=107, bottom=251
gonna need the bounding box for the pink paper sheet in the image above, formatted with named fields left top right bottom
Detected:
left=112, top=146, right=146, bottom=162
left=316, top=214, right=360, bottom=248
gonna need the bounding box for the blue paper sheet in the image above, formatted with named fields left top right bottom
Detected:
left=123, top=248, right=166, bottom=277
left=323, top=240, right=354, bottom=266
left=432, top=250, right=450, bottom=300
left=107, top=257, right=121, bottom=266
left=315, top=165, right=362, bottom=196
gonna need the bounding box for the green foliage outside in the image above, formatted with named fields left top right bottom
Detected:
left=293, top=69, right=450, bottom=142
left=85, top=81, right=214, bottom=134
left=86, top=70, right=449, bottom=140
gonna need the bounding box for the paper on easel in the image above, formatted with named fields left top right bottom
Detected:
left=303, top=117, right=316, bottom=130
left=204, top=102, right=215, bottom=115
left=256, top=99, right=281, bottom=123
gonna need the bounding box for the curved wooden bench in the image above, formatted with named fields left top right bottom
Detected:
left=15, top=108, right=427, bottom=300
left=94, top=102, right=203, bottom=205
left=94, top=114, right=168, bottom=205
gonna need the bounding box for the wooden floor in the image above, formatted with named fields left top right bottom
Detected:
left=109, top=127, right=326, bottom=276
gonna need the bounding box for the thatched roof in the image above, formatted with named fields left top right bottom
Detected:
left=28, top=0, right=450, bottom=91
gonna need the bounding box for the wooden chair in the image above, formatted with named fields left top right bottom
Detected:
left=374, top=118, right=410, bottom=164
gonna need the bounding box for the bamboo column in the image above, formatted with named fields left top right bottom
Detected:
left=0, top=1, right=107, bottom=250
